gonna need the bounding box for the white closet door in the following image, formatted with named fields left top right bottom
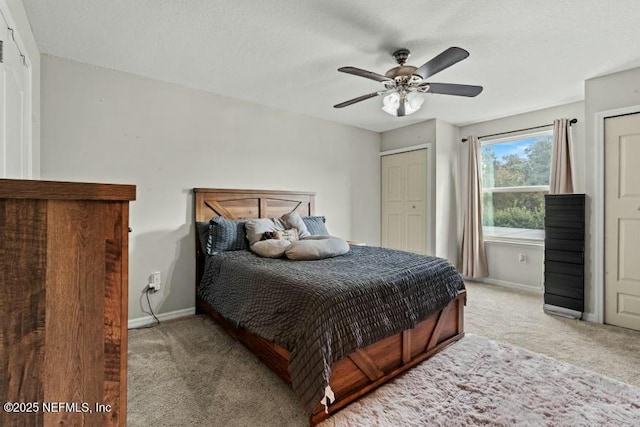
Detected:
left=0, top=17, right=29, bottom=179
left=604, top=113, right=640, bottom=330
left=381, top=149, right=428, bottom=254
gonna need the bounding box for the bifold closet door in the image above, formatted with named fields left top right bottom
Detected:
left=381, top=149, right=427, bottom=254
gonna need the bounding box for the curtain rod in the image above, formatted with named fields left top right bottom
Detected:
left=461, top=118, right=577, bottom=143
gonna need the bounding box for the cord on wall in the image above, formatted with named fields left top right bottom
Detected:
left=131, top=286, right=160, bottom=330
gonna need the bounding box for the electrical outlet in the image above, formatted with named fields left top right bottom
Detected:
left=518, top=253, right=527, bottom=263
left=149, top=271, right=161, bottom=291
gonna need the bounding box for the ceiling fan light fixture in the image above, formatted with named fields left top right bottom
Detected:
left=335, top=46, right=482, bottom=115
left=407, top=91, right=425, bottom=110
left=381, top=92, right=400, bottom=115
left=382, top=91, right=424, bottom=116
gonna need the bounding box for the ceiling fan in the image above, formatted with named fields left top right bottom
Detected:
left=334, top=47, right=483, bottom=117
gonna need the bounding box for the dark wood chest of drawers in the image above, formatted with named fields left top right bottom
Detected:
left=544, top=194, right=585, bottom=318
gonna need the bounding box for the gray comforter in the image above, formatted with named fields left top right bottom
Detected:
left=198, top=245, right=464, bottom=415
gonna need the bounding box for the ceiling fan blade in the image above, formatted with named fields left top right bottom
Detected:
left=338, top=66, right=393, bottom=83
left=333, top=91, right=384, bottom=108
left=397, top=99, right=406, bottom=117
left=413, top=47, right=470, bottom=80
left=427, top=83, right=483, bottom=97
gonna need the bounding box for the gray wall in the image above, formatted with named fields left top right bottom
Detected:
left=40, top=55, right=381, bottom=320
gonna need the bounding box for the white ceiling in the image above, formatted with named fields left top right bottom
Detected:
left=22, top=0, right=640, bottom=132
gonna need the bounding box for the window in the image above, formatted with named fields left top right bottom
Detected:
left=481, top=130, right=553, bottom=240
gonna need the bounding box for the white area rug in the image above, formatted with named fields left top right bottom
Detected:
left=320, top=334, right=640, bottom=427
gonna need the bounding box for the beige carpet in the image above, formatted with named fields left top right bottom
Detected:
left=128, top=282, right=640, bottom=426
left=464, top=281, right=640, bottom=387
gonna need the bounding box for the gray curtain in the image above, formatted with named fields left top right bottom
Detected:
left=550, top=118, right=574, bottom=194
left=461, top=136, right=488, bottom=278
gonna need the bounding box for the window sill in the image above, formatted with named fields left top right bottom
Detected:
left=483, top=226, right=544, bottom=245
left=484, top=236, right=544, bottom=246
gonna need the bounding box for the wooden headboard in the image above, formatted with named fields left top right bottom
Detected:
left=193, top=188, right=316, bottom=299
left=194, top=188, right=315, bottom=222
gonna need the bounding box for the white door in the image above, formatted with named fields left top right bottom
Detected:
left=381, top=149, right=428, bottom=254
left=604, top=113, right=640, bottom=330
left=0, top=15, right=30, bottom=178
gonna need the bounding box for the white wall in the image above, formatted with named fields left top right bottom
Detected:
left=584, top=66, right=640, bottom=321
left=434, top=119, right=460, bottom=263
left=1, top=0, right=40, bottom=177
left=459, top=101, right=585, bottom=291
left=40, top=55, right=381, bottom=319
left=483, top=242, right=544, bottom=291
left=381, top=119, right=435, bottom=152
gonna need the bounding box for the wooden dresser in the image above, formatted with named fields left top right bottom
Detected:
left=0, top=179, right=135, bottom=426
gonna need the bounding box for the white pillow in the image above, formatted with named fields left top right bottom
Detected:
left=246, top=213, right=310, bottom=245
left=245, top=218, right=284, bottom=246
left=250, top=239, right=291, bottom=258
left=277, top=228, right=299, bottom=242
left=280, top=212, right=311, bottom=239
left=285, top=236, right=349, bottom=260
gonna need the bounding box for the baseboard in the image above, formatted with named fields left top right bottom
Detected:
left=473, top=277, right=544, bottom=294
left=128, top=307, right=195, bottom=329
left=581, top=312, right=598, bottom=323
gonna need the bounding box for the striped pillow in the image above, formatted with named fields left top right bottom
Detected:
left=207, top=216, right=248, bottom=254
left=303, top=216, right=329, bottom=236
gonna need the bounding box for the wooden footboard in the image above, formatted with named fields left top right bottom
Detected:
left=196, top=290, right=465, bottom=425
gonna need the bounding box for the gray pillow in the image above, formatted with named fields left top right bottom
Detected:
left=285, top=236, right=349, bottom=260
left=281, top=212, right=311, bottom=238
left=208, top=216, right=248, bottom=254
left=196, top=221, right=210, bottom=254
left=245, top=218, right=284, bottom=246
left=250, top=239, right=291, bottom=258
left=303, top=216, right=329, bottom=236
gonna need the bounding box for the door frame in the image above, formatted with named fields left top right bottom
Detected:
left=380, top=143, right=433, bottom=255
left=0, top=1, right=35, bottom=178
left=594, top=105, right=640, bottom=324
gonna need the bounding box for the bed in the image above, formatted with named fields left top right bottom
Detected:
left=193, top=188, right=466, bottom=425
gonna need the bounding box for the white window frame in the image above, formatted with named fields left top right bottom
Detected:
left=481, top=129, right=553, bottom=242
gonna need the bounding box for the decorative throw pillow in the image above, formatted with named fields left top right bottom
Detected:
left=284, top=236, right=350, bottom=261
left=208, top=216, right=248, bottom=254
left=280, top=212, right=311, bottom=238
left=302, top=216, right=329, bottom=236
left=278, top=228, right=299, bottom=242
left=250, top=239, right=291, bottom=258
left=246, top=218, right=284, bottom=246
